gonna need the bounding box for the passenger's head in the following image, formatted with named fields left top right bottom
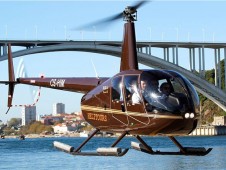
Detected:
left=160, top=82, right=172, bottom=95
left=131, top=80, right=138, bottom=93
left=140, top=80, right=147, bottom=91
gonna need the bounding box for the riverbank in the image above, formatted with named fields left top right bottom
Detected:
left=2, top=133, right=81, bottom=139
left=190, top=125, right=226, bottom=136
left=3, top=126, right=226, bottom=139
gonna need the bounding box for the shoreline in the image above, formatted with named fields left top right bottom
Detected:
left=2, top=133, right=81, bottom=139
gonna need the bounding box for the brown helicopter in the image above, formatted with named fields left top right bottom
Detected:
left=0, top=1, right=211, bottom=156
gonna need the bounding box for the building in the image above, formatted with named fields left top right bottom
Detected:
left=53, top=103, right=65, bottom=115
left=40, top=116, right=64, bottom=125
left=212, top=116, right=226, bottom=126
left=53, top=123, right=76, bottom=134
left=21, top=106, right=36, bottom=126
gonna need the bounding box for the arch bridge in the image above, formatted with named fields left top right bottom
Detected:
left=0, top=40, right=226, bottom=111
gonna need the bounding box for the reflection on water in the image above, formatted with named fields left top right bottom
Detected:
left=0, top=136, right=226, bottom=170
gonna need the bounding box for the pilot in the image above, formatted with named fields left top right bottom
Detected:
left=131, top=81, right=142, bottom=105
left=132, top=78, right=159, bottom=104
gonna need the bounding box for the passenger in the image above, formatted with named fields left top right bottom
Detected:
left=160, top=82, right=172, bottom=96
left=131, top=81, right=142, bottom=104
left=159, top=82, right=181, bottom=111
left=132, top=79, right=147, bottom=104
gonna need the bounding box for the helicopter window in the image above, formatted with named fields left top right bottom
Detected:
left=124, top=75, right=139, bottom=103
left=139, top=71, right=192, bottom=113
left=111, top=76, right=123, bottom=102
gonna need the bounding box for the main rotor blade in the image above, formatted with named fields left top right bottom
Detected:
left=132, top=0, right=149, bottom=10
left=73, top=1, right=149, bottom=31
left=74, top=13, right=123, bottom=31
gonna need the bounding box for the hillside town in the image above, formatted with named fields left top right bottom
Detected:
left=0, top=103, right=92, bottom=138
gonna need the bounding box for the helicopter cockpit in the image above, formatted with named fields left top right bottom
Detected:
left=111, top=70, right=199, bottom=116
left=139, top=70, right=198, bottom=114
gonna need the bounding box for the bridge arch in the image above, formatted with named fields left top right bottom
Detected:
left=1, top=43, right=226, bottom=111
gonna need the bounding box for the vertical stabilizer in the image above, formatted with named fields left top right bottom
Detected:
left=7, top=44, right=15, bottom=107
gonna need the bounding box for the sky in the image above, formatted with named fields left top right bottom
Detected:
left=1, top=0, right=226, bottom=123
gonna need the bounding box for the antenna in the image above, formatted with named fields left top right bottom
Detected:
left=91, top=58, right=99, bottom=79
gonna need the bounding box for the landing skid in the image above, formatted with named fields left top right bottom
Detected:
left=53, top=129, right=129, bottom=157
left=131, top=142, right=212, bottom=156
left=53, top=129, right=212, bottom=157
left=131, top=135, right=212, bottom=156
left=70, top=149, right=129, bottom=156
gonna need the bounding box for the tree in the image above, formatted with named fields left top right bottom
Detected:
left=7, top=118, right=21, bottom=127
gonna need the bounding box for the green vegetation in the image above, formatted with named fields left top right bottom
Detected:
left=20, top=121, right=53, bottom=135
left=200, top=59, right=226, bottom=124
left=2, top=120, right=53, bottom=136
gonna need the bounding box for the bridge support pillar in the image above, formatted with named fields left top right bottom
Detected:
left=176, top=45, right=178, bottom=65
left=199, top=48, right=202, bottom=77
left=189, top=48, right=196, bottom=72
left=214, top=48, right=221, bottom=88
left=172, top=46, right=178, bottom=65
left=224, top=48, right=226, bottom=91
left=167, top=48, right=169, bottom=62
left=198, top=46, right=206, bottom=78
left=163, top=48, right=166, bottom=61
left=172, top=47, right=175, bottom=64
left=163, top=48, right=170, bottom=62
left=214, top=49, right=218, bottom=87
left=193, top=48, right=196, bottom=71
left=218, top=49, right=222, bottom=89
left=149, top=45, right=151, bottom=55
left=3, top=44, right=7, bottom=56
left=202, top=45, right=205, bottom=77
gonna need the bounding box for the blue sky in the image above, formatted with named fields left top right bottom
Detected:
left=1, top=0, right=226, bottom=122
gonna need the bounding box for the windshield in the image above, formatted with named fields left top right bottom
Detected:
left=139, top=70, right=197, bottom=114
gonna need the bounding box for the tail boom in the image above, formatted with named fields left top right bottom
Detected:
left=17, top=77, right=108, bottom=94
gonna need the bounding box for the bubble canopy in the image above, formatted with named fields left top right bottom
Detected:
left=138, top=70, right=199, bottom=114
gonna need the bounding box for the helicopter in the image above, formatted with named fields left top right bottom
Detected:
left=0, top=1, right=212, bottom=156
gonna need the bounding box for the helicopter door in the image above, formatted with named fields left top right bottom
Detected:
left=123, top=75, right=149, bottom=126
left=111, top=76, right=128, bottom=125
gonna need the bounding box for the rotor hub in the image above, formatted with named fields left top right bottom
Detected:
left=123, top=6, right=137, bottom=22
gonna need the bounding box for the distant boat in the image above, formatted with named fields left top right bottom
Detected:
left=19, top=135, right=25, bottom=140
left=79, top=131, right=89, bottom=137
left=1, top=135, right=5, bottom=139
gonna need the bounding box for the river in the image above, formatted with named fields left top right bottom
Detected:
left=0, top=136, right=226, bottom=170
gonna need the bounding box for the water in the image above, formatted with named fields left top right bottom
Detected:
left=0, top=136, right=226, bottom=170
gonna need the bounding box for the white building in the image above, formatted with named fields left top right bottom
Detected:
left=212, top=116, right=226, bottom=126
left=22, top=106, right=36, bottom=126
left=53, top=123, right=76, bottom=134
left=53, top=103, right=65, bottom=115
